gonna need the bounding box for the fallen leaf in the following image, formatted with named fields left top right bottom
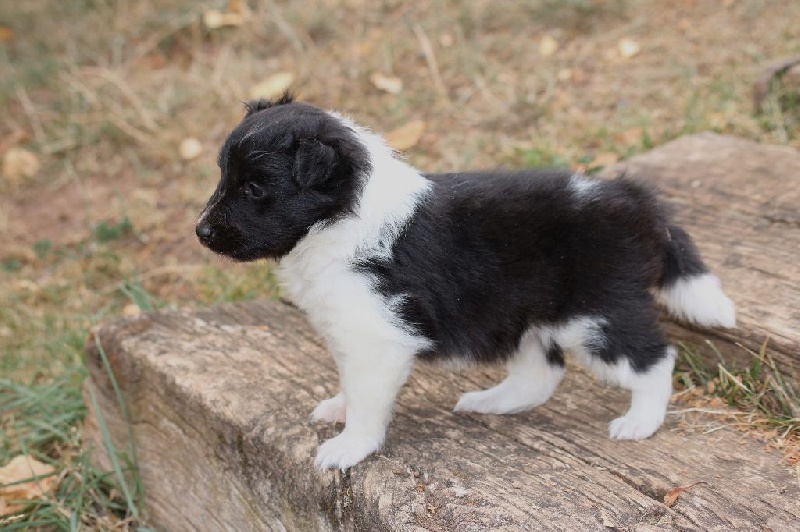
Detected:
left=384, top=120, right=426, bottom=151
left=179, top=137, right=203, bottom=160
left=2, top=147, right=41, bottom=186
left=203, top=9, right=244, bottom=30
left=249, top=72, right=295, bottom=100
left=592, top=152, right=619, bottom=168
left=0, top=130, right=29, bottom=157
left=0, top=27, right=13, bottom=43
left=617, top=38, right=640, bottom=59
left=227, top=0, right=245, bottom=14
left=539, top=35, right=558, bottom=57
left=370, top=73, right=403, bottom=94
left=663, top=481, right=706, bottom=507
left=0, top=455, right=57, bottom=517
left=122, top=304, right=141, bottom=317
left=557, top=68, right=573, bottom=82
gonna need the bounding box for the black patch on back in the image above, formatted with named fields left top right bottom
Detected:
left=356, top=171, right=674, bottom=372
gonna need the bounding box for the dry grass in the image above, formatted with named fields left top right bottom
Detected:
left=1, top=0, right=799, bottom=527
left=673, top=341, right=800, bottom=466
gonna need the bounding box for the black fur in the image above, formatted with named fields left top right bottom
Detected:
left=197, top=99, right=370, bottom=260
left=660, top=224, right=708, bottom=287
left=356, top=172, right=695, bottom=372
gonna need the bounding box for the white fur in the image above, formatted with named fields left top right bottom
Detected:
left=541, top=316, right=674, bottom=440
left=607, top=350, right=675, bottom=440
left=454, top=330, right=565, bottom=414
left=311, top=392, right=346, bottom=423
left=538, top=316, right=606, bottom=363
left=657, top=273, right=736, bottom=328
left=278, top=113, right=432, bottom=470
left=568, top=173, right=600, bottom=199
left=455, top=315, right=673, bottom=440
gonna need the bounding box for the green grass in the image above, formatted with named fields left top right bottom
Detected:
left=675, top=341, right=800, bottom=437
left=0, top=252, right=159, bottom=529
left=515, top=146, right=569, bottom=169
left=758, top=80, right=800, bottom=143
left=0, top=366, right=144, bottom=529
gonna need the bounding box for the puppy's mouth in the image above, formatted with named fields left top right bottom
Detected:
left=199, top=238, right=264, bottom=263
left=195, top=226, right=257, bottom=261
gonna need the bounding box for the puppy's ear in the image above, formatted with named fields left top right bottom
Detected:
left=244, top=91, right=295, bottom=116
left=293, top=138, right=338, bottom=190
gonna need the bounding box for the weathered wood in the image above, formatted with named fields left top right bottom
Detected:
left=84, top=299, right=800, bottom=531
left=84, top=134, right=800, bottom=530
left=602, top=133, right=800, bottom=376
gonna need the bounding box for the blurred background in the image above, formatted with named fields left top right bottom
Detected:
left=1, top=0, right=799, bottom=527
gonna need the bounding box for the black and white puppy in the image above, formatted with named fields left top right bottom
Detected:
left=196, top=95, right=736, bottom=470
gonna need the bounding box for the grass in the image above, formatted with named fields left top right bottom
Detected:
left=674, top=341, right=800, bottom=454
left=0, top=367, right=143, bottom=529
left=1, top=0, right=799, bottom=527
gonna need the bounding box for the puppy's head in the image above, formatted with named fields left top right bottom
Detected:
left=196, top=95, right=369, bottom=261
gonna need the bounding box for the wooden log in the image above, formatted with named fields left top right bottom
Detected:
left=84, top=299, right=800, bottom=530
left=84, top=134, right=800, bottom=530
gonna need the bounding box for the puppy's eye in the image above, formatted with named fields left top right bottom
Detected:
left=244, top=182, right=266, bottom=200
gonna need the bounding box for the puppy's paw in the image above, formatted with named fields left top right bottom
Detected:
left=314, top=431, right=383, bottom=470
left=454, top=387, right=548, bottom=415
left=312, top=394, right=346, bottom=424
left=609, top=412, right=663, bottom=440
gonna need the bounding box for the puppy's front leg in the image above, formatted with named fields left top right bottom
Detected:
left=314, top=343, right=415, bottom=470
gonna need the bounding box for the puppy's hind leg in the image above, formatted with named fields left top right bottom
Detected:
left=608, top=347, right=675, bottom=440
left=454, top=332, right=565, bottom=415
left=568, top=311, right=675, bottom=440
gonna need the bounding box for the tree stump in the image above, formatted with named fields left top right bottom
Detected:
left=84, top=134, right=800, bottom=530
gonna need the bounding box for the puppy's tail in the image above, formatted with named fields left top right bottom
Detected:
left=656, top=225, right=736, bottom=328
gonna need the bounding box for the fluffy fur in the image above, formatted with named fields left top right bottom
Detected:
left=197, top=95, right=736, bottom=470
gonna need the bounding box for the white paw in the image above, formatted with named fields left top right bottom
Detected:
left=314, top=431, right=384, bottom=470
left=312, top=394, right=346, bottom=424
left=609, top=412, right=664, bottom=440
left=454, top=387, right=549, bottom=415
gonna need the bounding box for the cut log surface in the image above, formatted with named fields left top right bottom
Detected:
left=84, top=134, right=800, bottom=531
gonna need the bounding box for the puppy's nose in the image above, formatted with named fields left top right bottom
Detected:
left=196, top=223, right=214, bottom=242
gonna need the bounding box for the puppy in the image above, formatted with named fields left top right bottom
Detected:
left=196, top=95, right=736, bottom=470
